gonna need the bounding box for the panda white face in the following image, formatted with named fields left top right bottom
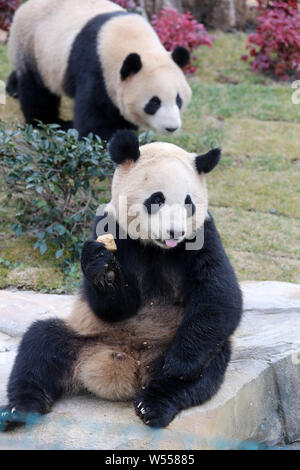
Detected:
left=128, top=154, right=207, bottom=249
left=141, top=189, right=197, bottom=249
left=118, top=57, right=192, bottom=135
left=142, top=93, right=182, bottom=135
left=108, top=139, right=221, bottom=251
left=99, top=16, right=192, bottom=135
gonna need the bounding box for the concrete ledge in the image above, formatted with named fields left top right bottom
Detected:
left=0, top=281, right=299, bottom=449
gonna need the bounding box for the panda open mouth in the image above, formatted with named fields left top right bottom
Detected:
left=165, top=239, right=179, bottom=248
left=154, top=238, right=183, bottom=249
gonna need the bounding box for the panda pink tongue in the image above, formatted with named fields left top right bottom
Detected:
left=165, top=239, right=178, bottom=248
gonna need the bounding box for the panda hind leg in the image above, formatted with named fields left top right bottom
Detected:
left=17, top=68, right=63, bottom=127
left=135, top=340, right=231, bottom=428
left=0, top=319, right=81, bottom=432
left=74, top=344, right=138, bottom=401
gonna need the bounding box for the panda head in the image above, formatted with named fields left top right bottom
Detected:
left=106, top=131, right=221, bottom=249
left=118, top=47, right=192, bottom=135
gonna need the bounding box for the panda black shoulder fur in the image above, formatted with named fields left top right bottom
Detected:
left=7, top=0, right=191, bottom=140
left=0, top=131, right=242, bottom=430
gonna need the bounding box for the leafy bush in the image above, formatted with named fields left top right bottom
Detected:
left=110, top=0, right=138, bottom=12
left=0, top=123, right=154, bottom=272
left=0, top=123, right=113, bottom=271
left=245, top=0, right=300, bottom=80
left=151, top=7, right=213, bottom=74
left=0, top=0, right=19, bottom=31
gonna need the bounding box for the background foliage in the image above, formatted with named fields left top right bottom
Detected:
left=0, top=123, right=153, bottom=274
left=0, top=123, right=113, bottom=272
left=0, top=2, right=299, bottom=291
left=152, top=7, right=213, bottom=74
left=0, top=0, right=19, bottom=31
left=245, top=0, right=300, bottom=80
left=111, top=0, right=138, bottom=11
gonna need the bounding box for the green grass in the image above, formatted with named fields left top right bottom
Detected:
left=212, top=206, right=300, bottom=283
left=0, top=31, right=299, bottom=290
left=188, top=82, right=299, bottom=122
left=0, top=45, right=11, bottom=82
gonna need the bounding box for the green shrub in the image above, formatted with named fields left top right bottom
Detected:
left=0, top=123, right=154, bottom=273
left=0, top=123, right=114, bottom=271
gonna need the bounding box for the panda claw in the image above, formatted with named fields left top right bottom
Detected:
left=140, top=408, right=146, bottom=415
left=137, top=401, right=142, bottom=409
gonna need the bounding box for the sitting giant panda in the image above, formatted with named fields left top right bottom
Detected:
left=0, top=131, right=242, bottom=430
left=6, top=0, right=191, bottom=140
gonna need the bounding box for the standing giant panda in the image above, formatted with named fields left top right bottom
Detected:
left=0, top=131, right=242, bottom=430
left=6, top=0, right=191, bottom=140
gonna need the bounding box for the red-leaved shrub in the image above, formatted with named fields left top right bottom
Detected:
left=151, top=7, right=213, bottom=74
left=0, top=0, right=19, bottom=31
left=245, top=0, right=300, bottom=80
left=110, top=0, right=138, bottom=11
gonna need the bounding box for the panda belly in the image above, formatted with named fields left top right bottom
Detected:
left=68, top=298, right=184, bottom=401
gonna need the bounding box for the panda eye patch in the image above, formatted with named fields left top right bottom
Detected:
left=144, top=96, right=161, bottom=115
left=144, top=192, right=165, bottom=214
left=185, top=195, right=195, bottom=217
left=176, top=93, right=183, bottom=109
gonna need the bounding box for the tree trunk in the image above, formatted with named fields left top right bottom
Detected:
left=144, top=0, right=182, bottom=18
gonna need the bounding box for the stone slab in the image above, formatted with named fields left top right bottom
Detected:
left=0, top=289, right=74, bottom=337
left=0, top=282, right=299, bottom=449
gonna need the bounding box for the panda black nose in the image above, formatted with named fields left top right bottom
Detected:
left=166, top=127, right=178, bottom=133
left=168, top=229, right=185, bottom=239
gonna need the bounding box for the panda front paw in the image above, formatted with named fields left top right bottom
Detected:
left=0, top=406, right=41, bottom=432
left=134, top=388, right=178, bottom=428
left=81, top=240, right=119, bottom=289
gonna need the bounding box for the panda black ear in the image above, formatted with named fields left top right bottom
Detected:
left=171, top=46, right=190, bottom=69
left=195, top=148, right=221, bottom=174
left=120, top=53, right=142, bottom=80
left=109, top=130, right=140, bottom=165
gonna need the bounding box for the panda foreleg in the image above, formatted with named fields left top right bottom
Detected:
left=74, top=95, right=115, bottom=141
left=81, top=240, right=140, bottom=322
left=73, top=79, right=134, bottom=141
left=17, top=68, right=61, bottom=126
left=6, top=71, right=19, bottom=98
left=0, top=319, right=80, bottom=432
left=135, top=340, right=231, bottom=428
left=73, top=81, right=106, bottom=139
